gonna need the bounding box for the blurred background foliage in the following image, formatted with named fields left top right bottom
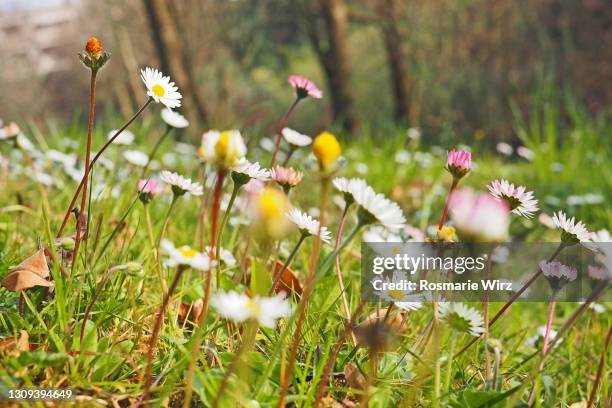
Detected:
left=0, top=0, right=610, bottom=146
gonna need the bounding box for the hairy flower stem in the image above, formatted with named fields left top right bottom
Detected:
left=528, top=292, right=557, bottom=404
left=141, top=126, right=172, bottom=178
left=142, top=265, right=186, bottom=403
left=270, top=96, right=301, bottom=167
left=587, top=325, right=612, bottom=408
left=73, top=70, right=98, bottom=264
left=454, top=243, right=566, bottom=357
left=277, top=177, right=331, bottom=408
left=183, top=169, right=226, bottom=408
left=212, top=321, right=258, bottom=408
left=444, top=335, right=457, bottom=394
left=215, top=181, right=240, bottom=287
left=437, top=178, right=458, bottom=230
left=80, top=265, right=123, bottom=343
left=57, top=98, right=153, bottom=239
left=432, top=303, right=441, bottom=408
left=156, top=195, right=178, bottom=253
left=334, top=204, right=353, bottom=337
left=483, top=250, right=494, bottom=386
left=269, top=233, right=306, bottom=295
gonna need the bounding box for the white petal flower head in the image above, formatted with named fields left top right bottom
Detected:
left=552, top=211, right=591, bottom=243
left=286, top=208, right=332, bottom=243
left=232, top=158, right=270, bottom=183
left=123, top=150, right=149, bottom=167
left=205, top=246, right=236, bottom=267
left=539, top=260, right=578, bottom=282
left=160, top=239, right=212, bottom=271
left=439, top=302, right=485, bottom=336
left=108, top=129, right=135, bottom=145
left=161, top=108, right=189, bottom=129
left=450, top=188, right=510, bottom=242
left=200, top=130, right=247, bottom=168
left=160, top=170, right=203, bottom=196
left=487, top=179, right=539, bottom=218
left=211, top=291, right=291, bottom=329
left=282, top=127, right=312, bottom=147
left=350, top=179, right=406, bottom=229
left=526, top=325, right=561, bottom=348
left=141, top=67, right=182, bottom=109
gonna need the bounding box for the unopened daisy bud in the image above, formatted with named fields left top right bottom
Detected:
left=437, top=226, right=456, bottom=242
left=61, top=237, right=75, bottom=251
left=445, top=149, right=471, bottom=180
left=79, top=37, right=111, bottom=71
left=125, top=261, right=144, bottom=276
left=271, top=166, right=303, bottom=194
left=313, top=131, right=341, bottom=172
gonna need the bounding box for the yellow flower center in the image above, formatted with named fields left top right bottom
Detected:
left=389, top=289, right=404, bottom=301
left=259, top=189, right=284, bottom=221
left=247, top=299, right=262, bottom=314
left=313, top=131, right=341, bottom=169
left=215, top=131, right=231, bottom=158
left=437, top=226, right=457, bottom=242
left=152, top=84, right=165, bottom=97
left=178, top=247, right=197, bottom=258
left=198, top=146, right=206, bottom=158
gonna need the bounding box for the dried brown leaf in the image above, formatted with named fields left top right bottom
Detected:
left=1, top=269, right=54, bottom=292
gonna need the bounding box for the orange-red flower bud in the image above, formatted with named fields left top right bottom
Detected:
left=85, top=37, right=103, bottom=58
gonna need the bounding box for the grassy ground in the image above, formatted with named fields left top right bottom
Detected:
left=0, top=100, right=610, bottom=407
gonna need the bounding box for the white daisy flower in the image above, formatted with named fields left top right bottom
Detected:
left=140, top=67, right=182, bottom=109
left=45, top=149, right=78, bottom=168
left=439, top=302, right=485, bottom=337
left=552, top=211, right=591, bottom=243
left=496, top=142, right=513, bottom=156
left=123, top=150, right=149, bottom=167
left=108, top=129, right=135, bottom=145
left=161, top=108, right=189, bottom=129
left=286, top=208, right=332, bottom=243
left=16, top=133, right=35, bottom=151
left=487, top=179, right=539, bottom=218
left=211, top=290, right=291, bottom=329
left=526, top=325, right=561, bottom=348
left=200, top=130, right=247, bottom=168
left=231, top=158, right=270, bottom=182
left=160, top=170, right=203, bottom=196
left=349, top=178, right=406, bottom=229
left=282, top=127, right=312, bottom=147
left=539, top=260, right=578, bottom=282
left=160, top=239, right=211, bottom=271
left=591, top=229, right=611, bottom=243
left=205, top=246, right=236, bottom=267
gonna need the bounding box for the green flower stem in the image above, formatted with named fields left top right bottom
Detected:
left=156, top=194, right=179, bottom=253
left=444, top=334, right=457, bottom=394
left=281, top=146, right=297, bottom=167
left=141, top=126, right=172, bottom=178
left=215, top=182, right=240, bottom=288
left=211, top=320, right=259, bottom=408
left=269, top=233, right=307, bottom=295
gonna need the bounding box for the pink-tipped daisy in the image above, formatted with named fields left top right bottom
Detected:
left=271, top=166, right=303, bottom=193
left=445, top=149, right=471, bottom=179
left=137, top=179, right=160, bottom=194
left=288, top=75, right=322, bottom=99
left=487, top=179, right=539, bottom=218
left=552, top=211, right=591, bottom=243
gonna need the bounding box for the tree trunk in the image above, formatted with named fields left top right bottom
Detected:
left=372, top=0, right=411, bottom=124
left=142, top=0, right=207, bottom=126
left=317, top=0, right=357, bottom=133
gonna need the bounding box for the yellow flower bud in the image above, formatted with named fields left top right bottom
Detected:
left=313, top=131, right=341, bottom=170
